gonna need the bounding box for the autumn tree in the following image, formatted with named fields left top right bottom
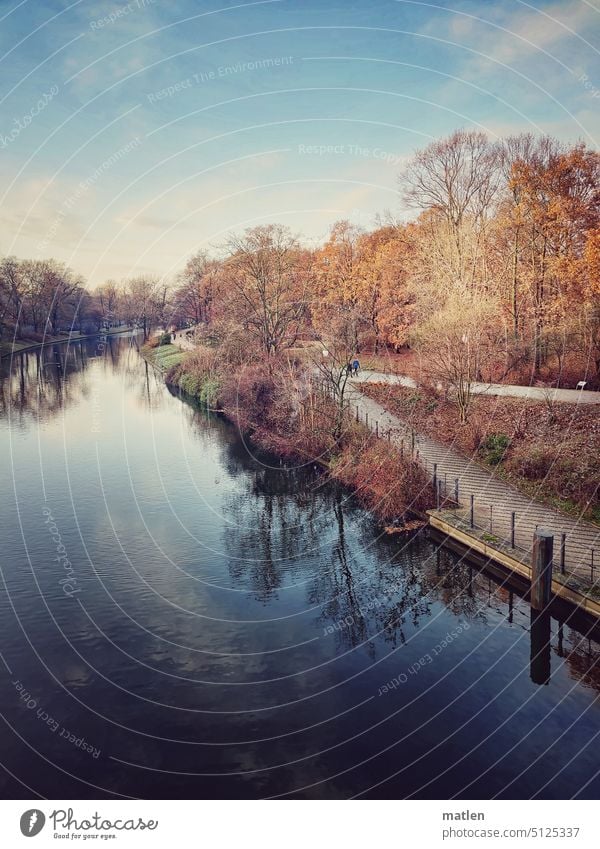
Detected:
left=44, top=261, right=82, bottom=335
left=353, top=226, right=397, bottom=352
left=0, top=256, right=25, bottom=338
left=369, top=225, right=416, bottom=351
left=509, top=138, right=600, bottom=372
left=173, top=250, right=220, bottom=326
left=221, top=224, right=310, bottom=357
left=313, top=220, right=365, bottom=350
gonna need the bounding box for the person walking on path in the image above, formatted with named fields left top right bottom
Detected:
left=352, top=358, right=360, bottom=376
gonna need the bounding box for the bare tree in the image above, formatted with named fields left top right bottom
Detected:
left=400, top=129, right=500, bottom=286
left=222, top=224, right=310, bottom=357
left=123, top=276, right=168, bottom=340
left=414, top=295, right=501, bottom=423
left=96, top=280, right=121, bottom=324
left=310, top=310, right=357, bottom=439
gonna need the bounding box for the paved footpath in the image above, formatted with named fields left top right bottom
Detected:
left=346, top=383, right=600, bottom=583
left=354, top=370, right=600, bottom=405
left=170, top=329, right=197, bottom=352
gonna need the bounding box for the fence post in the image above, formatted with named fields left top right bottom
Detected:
left=411, top=430, right=415, bottom=454
left=433, top=463, right=437, bottom=490
left=387, top=429, right=391, bottom=442
left=365, top=412, right=369, bottom=428
left=511, top=512, right=516, bottom=549
left=436, top=479, right=440, bottom=509
left=592, top=549, right=595, bottom=584
left=531, top=530, right=553, bottom=611
left=375, top=420, right=379, bottom=437
left=454, top=478, right=459, bottom=504
left=400, top=440, right=404, bottom=459
left=355, top=406, right=359, bottom=422
left=489, top=505, right=493, bottom=534
left=470, top=494, right=474, bottom=528
left=560, top=533, right=566, bottom=575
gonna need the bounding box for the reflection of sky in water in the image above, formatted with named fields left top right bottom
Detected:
left=1, top=336, right=600, bottom=800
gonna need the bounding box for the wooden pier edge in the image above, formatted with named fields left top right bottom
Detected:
left=428, top=511, right=600, bottom=620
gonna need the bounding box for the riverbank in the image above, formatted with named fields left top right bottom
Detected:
left=141, top=339, right=435, bottom=528
left=0, top=326, right=135, bottom=358
left=140, top=341, right=187, bottom=374
left=146, top=339, right=600, bottom=619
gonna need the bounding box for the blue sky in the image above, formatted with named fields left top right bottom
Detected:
left=1, top=0, right=598, bottom=286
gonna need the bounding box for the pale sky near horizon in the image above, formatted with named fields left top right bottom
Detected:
left=1, top=0, right=598, bottom=287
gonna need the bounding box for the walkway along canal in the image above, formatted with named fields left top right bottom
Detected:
left=345, top=382, right=600, bottom=617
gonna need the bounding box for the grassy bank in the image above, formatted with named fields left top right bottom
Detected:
left=142, top=339, right=434, bottom=528
left=141, top=341, right=187, bottom=374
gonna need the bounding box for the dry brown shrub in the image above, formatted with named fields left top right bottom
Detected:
left=332, top=435, right=434, bottom=521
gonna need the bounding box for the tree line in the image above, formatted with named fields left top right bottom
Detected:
left=2, top=130, right=598, bottom=396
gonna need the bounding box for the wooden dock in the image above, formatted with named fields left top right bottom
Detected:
left=428, top=509, right=600, bottom=620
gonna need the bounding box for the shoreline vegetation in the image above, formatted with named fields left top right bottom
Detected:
left=143, top=333, right=599, bottom=531
left=141, top=337, right=435, bottom=531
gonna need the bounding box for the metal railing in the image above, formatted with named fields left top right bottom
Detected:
left=345, top=394, right=599, bottom=588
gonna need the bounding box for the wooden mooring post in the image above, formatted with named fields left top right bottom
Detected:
left=531, top=530, right=553, bottom=611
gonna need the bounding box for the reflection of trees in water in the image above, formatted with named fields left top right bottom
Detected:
left=0, top=334, right=138, bottom=426
left=313, top=523, right=503, bottom=656
left=219, top=446, right=436, bottom=648
left=219, top=438, right=499, bottom=651
left=101, top=335, right=166, bottom=411
left=424, top=549, right=495, bottom=624
left=207, top=412, right=600, bottom=685
left=426, top=550, right=600, bottom=689
left=309, top=500, right=434, bottom=656
left=221, top=454, right=336, bottom=602
left=559, top=626, right=600, bottom=691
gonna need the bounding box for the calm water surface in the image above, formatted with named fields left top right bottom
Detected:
left=1, top=334, right=599, bottom=799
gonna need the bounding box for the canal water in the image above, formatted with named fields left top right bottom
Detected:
left=1, top=333, right=599, bottom=799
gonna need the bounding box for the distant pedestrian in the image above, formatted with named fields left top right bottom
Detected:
left=352, top=358, right=360, bottom=376
left=346, top=362, right=353, bottom=376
